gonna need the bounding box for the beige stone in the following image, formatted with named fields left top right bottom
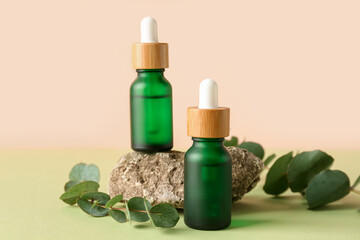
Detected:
left=108, top=147, right=264, bottom=208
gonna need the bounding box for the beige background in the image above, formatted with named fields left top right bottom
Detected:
left=0, top=0, right=359, bottom=150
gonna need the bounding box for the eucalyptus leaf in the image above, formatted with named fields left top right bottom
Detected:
left=60, top=181, right=99, bottom=205
left=351, top=175, right=360, bottom=189
left=238, top=141, right=265, bottom=160
left=69, top=163, right=100, bottom=183
left=69, top=163, right=86, bottom=181
left=263, top=152, right=293, bottom=195
left=80, top=191, right=110, bottom=205
left=105, top=195, right=123, bottom=209
left=64, top=180, right=79, bottom=191
left=305, top=169, right=350, bottom=209
left=263, top=154, right=276, bottom=167
left=83, top=164, right=100, bottom=182
left=110, top=209, right=127, bottom=223
left=77, top=198, right=109, bottom=217
left=224, top=136, right=239, bottom=146
left=288, top=150, right=334, bottom=192
left=127, top=197, right=152, bottom=222
left=150, top=203, right=180, bottom=228
left=77, top=192, right=110, bottom=217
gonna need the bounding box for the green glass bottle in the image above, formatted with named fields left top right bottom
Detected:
left=184, top=78, right=231, bottom=230
left=130, top=17, right=173, bottom=152
left=130, top=69, right=173, bottom=152
left=184, top=137, right=232, bottom=230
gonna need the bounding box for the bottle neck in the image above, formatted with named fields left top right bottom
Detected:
left=191, top=137, right=225, bottom=148
left=136, top=69, right=165, bottom=78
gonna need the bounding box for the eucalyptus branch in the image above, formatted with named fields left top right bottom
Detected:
left=60, top=163, right=179, bottom=228
left=226, top=136, right=359, bottom=211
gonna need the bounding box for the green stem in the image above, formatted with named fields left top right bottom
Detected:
left=97, top=203, right=160, bottom=214
left=98, top=204, right=148, bottom=213
left=350, top=188, right=360, bottom=194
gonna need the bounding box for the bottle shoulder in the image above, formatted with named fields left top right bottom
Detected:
left=130, top=75, right=172, bottom=96
left=185, top=145, right=231, bottom=164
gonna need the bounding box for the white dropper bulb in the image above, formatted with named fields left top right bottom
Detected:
left=198, top=78, right=218, bottom=109
left=141, top=17, right=158, bottom=43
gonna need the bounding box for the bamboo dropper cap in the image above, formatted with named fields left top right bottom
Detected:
left=132, top=17, right=169, bottom=69
left=187, top=79, right=230, bottom=138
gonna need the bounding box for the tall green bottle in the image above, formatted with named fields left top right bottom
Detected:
left=130, top=69, right=173, bottom=152
left=130, top=17, right=173, bottom=152
left=184, top=79, right=232, bottom=230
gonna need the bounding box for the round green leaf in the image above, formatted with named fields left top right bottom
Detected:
left=60, top=181, right=99, bottom=205
left=105, top=195, right=123, bottom=209
left=150, top=203, right=180, bottom=228
left=110, top=209, right=127, bottom=223
left=127, top=197, right=152, bottom=222
left=305, top=169, right=350, bottom=209
left=80, top=192, right=110, bottom=205
left=224, top=136, right=238, bottom=146
left=69, top=163, right=86, bottom=181
left=77, top=199, right=109, bottom=217
left=83, top=164, right=100, bottom=182
left=64, top=180, right=79, bottom=191
left=69, top=163, right=100, bottom=183
left=263, top=152, right=293, bottom=195
left=288, top=150, right=334, bottom=192
left=263, top=154, right=276, bottom=167
left=238, top=141, right=265, bottom=160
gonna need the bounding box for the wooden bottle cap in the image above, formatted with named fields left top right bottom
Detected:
left=132, top=43, right=169, bottom=69
left=187, top=107, right=230, bottom=138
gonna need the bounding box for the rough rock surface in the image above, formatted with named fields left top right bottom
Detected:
left=108, top=147, right=264, bottom=208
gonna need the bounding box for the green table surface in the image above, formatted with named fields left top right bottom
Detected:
left=0, top=149, right=359, bottom=240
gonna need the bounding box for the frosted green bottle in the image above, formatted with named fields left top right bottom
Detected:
left=184, top=137, right=232, bottom=230
left=130, top=17, right=173, bottom=152
left=184, top=78, right=232, bottom=230
left=130, top=69, right=173, bottom=152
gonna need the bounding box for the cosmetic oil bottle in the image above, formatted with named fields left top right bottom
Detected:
left=130, top=17, right=173, bottom=152
left=184, top=78, right=232, bottom=230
